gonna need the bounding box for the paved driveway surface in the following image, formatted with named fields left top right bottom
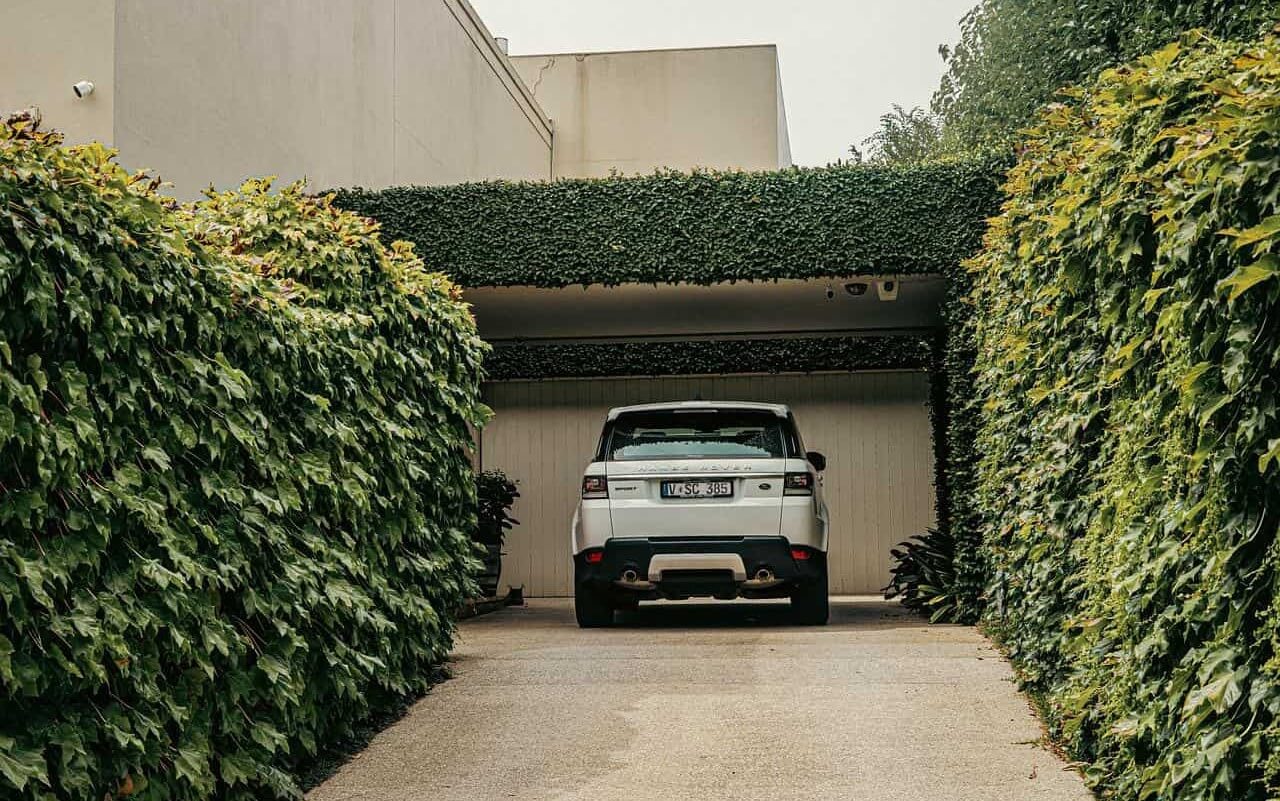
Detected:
left=309, top=597, right=1092, bottom=801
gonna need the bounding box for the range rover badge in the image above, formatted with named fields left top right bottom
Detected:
left=759, top=483, right=772, bottom=490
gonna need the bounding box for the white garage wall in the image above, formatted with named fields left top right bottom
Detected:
left=480, top=371, right=935, bottom=596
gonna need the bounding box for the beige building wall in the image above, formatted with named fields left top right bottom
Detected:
left=112, top=0, right=551, bottom=197
left=481, top=372, right=934, bottom=597
left=0, top=0, right=116, bottom=146
left=4, top=0, right=551, bottom=198
left=511, top=45, right=792, bottom=178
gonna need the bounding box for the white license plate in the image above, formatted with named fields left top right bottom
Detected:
left=661, top=480, right=733, bottom=499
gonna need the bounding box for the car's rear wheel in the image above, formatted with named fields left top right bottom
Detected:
left=575, top=584, right=615, bottom=628
left=790, top=564, right=829, bottom=625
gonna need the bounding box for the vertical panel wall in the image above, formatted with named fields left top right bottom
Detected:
left=480, top=372, right=935, bottom=596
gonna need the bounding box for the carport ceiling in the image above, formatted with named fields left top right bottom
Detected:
left=468, top=275, right=945, bottom=342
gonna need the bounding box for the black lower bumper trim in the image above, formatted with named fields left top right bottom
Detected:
left=575, top=537, right=825, bottom=600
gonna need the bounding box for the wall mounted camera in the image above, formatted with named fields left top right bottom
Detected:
left=72, top=81, right=96, bottom=99
left=876, top=278, right=899, bottom=302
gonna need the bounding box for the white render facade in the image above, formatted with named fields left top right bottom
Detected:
left=2, top=1, right=792, bottom=197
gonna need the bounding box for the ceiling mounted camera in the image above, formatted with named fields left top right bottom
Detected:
left=876, top=278, right=899, bottom=302
left=844, top=282, right=869, bottom=297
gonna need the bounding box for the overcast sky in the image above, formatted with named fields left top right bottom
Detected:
left=470, top=0, right=977, bottom=166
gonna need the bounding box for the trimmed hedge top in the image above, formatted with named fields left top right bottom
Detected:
left=333, top=160, right=1006, bottom=288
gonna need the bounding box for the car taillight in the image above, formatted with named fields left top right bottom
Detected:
left=790, top=547, right=813, bottom=561
left=581, top=475, right=609, bottom=499
left=784, top=472, right=813, bottom=495
left=584, top=549, right=605, bottom=564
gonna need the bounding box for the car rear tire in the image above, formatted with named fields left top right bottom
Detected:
left=791, top=565, right=829, bottom=626
left=575, top=585, right=615, bottom=628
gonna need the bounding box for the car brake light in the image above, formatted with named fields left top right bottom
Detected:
left=581, top=475, right=608, bottom=499
left=584, top=549, right=605, bottom=564
left=784, top=472, right=813, bottom=495
left=790, top=547, right=812, bottom=561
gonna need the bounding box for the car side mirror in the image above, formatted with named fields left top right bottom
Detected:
left=806, top=451, right=827, bottom=472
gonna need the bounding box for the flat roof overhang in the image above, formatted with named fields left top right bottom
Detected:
left=466, top=275, right=945, bottom=343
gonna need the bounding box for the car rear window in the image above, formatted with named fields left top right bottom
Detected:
left=606, top=410, right=786, bottom=460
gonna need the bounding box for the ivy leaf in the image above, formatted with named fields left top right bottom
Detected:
left=1260, top=438, right=1280, bottom=474
left=0, top=738, right=48, bottom=793
left=1216, top=255, right=1279, bottom=301
left=1220, top=214, right=1280, bottom=250
left=141, top=445, right=171, bottom=471
left=1178, top=362, right=1214, bottom=395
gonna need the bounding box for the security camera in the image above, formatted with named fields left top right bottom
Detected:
left=876, top=278, right=900, bottom=302
left=72, top=81, right=95, bottom=99
left=844, top=282, right=869, bottom=297
left=824, top=284, right=835, bottom=301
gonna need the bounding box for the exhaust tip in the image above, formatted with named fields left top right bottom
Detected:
left=621, top=568, right=640, bottom=583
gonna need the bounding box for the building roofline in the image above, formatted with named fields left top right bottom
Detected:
left=449, top=0, right=553, bottom=143
left=508, top=43, right=779, bottom=60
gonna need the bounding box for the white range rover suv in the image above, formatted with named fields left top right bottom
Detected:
left=571, top=401, right=830, bottom=627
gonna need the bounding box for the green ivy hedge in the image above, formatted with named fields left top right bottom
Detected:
left=0, top=117, right=488, bottom=799
left=332, top=161, right=1004, bottom=288
left=484, top=335, right=933, bottom=380
left=970, top=33, right=1280, bottom=799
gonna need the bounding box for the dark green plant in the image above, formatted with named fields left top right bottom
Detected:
left=884, top=528, right=961, bottom=622
left=970, top=32, right=1280, bottom=799
left=485, top=335, right=933, bottom=380
left=474, top=470, right=520, bottom=547
left=0, top=116, right=487, bottom=800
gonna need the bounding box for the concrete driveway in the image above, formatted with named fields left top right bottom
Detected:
left=309, top=598, right=1092, bottom=801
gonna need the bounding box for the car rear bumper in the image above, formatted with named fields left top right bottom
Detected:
left=575, top=536, right=826, bottom=600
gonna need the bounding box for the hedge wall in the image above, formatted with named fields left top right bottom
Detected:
left=970, top=33, right=1280, bottom=799
left=332, top=161, right=1003, bottom=288
left=484, top=335, right=933, bottom=380
left=0, top=117, right=488, bottom=799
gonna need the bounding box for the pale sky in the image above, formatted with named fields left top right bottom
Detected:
left=469, top=0, right=977, bottom=167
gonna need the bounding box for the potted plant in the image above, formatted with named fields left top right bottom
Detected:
left=474, top=470, right=520, bottom=598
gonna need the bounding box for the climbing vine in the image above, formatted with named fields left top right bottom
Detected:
left=0, top=116, right=488, bottom=800
left=970, top=32, right=1280, bottom=799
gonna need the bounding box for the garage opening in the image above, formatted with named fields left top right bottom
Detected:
left=468, top=276, right=941, bottom=597
left=480, top=371, right=933, bottom=596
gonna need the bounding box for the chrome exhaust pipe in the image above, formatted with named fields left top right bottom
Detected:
left=621, top=568, right=640, bottom=584
left=754, top=567, right=774, bottom=583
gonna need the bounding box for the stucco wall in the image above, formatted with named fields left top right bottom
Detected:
left=511, top=45, right=790, bottom=178
left=101, top=0, right=551, bottom=197
left=0, top=0, right=116, bottom=145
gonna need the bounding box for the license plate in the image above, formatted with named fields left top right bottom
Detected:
left=661, top=480, right=733, bottom=499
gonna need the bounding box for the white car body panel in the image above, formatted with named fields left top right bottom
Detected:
left=571, top=401, right=828, bottom=555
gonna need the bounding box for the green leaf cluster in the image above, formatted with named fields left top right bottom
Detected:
left=484, top=335, right=933, bottom=381
left=970, top=32, right=1280, bottom=798
left=0, top=116, right=488, bottom=799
